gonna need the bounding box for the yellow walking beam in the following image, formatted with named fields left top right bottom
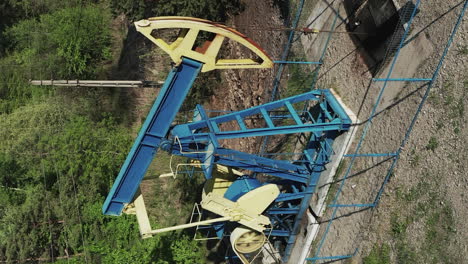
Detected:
left=135, top=17, right=273, bottom=72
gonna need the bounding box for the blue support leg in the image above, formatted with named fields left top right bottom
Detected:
left=102, top=58, right=203, bottom=215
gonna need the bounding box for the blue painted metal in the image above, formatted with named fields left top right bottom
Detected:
left=282, top=123, right=336, bottom=262
left=307, top=255, right=352, bottom=261
left=372, top=78, right=432, bottom=82
left=373, top=0, right=468, bottom=206
left=102, top=58, right=202, bottom=215
left=174, top=147, right=311, bottom=183
left=257, top=0, right=306, bottom=160
left=306, top=248, right=358, bottom=262
left=167, top=89, right=350, bottom=261
left=268, top=230, right=290, bottom=237
left=276, top=192, right=313, bottom=202
left=268, top=208, right=300, bottom=214
left=171, top=90, right=351, bottom=142
left=311, top=1, right=422, bottom=262
left=224, top=177, right=262, bottom=201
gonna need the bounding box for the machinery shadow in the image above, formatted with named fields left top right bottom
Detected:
left=318, top=156, right=394, bottom=190
left=354, top=82, right=429, bottom=126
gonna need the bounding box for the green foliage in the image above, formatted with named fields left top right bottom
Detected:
left=6, top=5, right=112, bottom=79
left=284, top=60, right=315, bottom=98
left=182, top=71, right=219, bottom=111
left=0, top=101, right=135, bottom=261
left=0, top=52, right=207, bottom=264
left=457, top=45, right=468, bottom=55
left=363, top=243, right=390, bottom=264
left=390, top=215, right=408, bottom=239
left=0, top=3, right=113, bottom=114
left=0, top=153, right=24, bottom=188
left=170, top=235, right=206, bottom=264
left=0, top=0, right=231, bottom=262
left=425, top=136, right=438, bottom=151
left=110, top=0, right=244, bottom=22
left=408, top=149, right=420, bottom=167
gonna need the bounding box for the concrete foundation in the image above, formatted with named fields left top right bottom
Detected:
left=286, top=89, right=358, bottom=264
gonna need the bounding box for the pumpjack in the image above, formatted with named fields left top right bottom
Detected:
left=102, top=17, right=352, bottom=263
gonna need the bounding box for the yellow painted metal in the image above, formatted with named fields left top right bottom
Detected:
left=231, top=227, right=266, bottom=253
left=202, top=164, right=242, bottom=198
left=127, top=164, right=278, bottom=239
left=134, top=16, right=273, bottom=72
left=201, top=184, right=280, bottom=232
left=128, top=192, right=233, bottom=238
left=148, top=216, right=231, bottom=235
left=230, top=227, right=267, bottom=264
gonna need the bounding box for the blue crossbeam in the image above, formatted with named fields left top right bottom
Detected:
left=171, top=90, right=352, bottom=141
left=174, top=147, right=311, bottom=183
left=175, top=121, right=345, bottom=140
left=268, top=208, right=300, bottom=214
left=276, top=192, right=313, bottom=202
left=267, top=230, right=290, bottom=237
left=102, top=58, right=203, bottom=216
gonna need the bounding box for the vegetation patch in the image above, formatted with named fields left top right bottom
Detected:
left=425, top=136, right=438, bottom=151
left=363, top=243, right=391, bottom=264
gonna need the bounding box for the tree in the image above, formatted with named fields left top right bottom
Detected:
left=6, top=5, right=112, bottom=79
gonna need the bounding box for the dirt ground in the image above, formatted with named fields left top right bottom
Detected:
left=207, top=0, right=289, bottom=154
left=296, top=1, right=468, bottom=263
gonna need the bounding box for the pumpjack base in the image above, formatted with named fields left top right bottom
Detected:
left=287, top=89, right=359, bottom=264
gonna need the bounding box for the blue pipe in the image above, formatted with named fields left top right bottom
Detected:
left=311, top=1, right=422, bottom=262
left=374, top=0, right=468, bottom=206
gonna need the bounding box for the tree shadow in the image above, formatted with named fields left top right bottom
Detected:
left=107, top=24, right=148, bottom=124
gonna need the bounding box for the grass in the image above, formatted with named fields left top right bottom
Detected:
left=390, top=214, right=408, bottom=239
left=363, top=243, right=391, bottom=264
left=408, top=149, right=420, bottom=167
left=435, top=119, right=444, bottom=130
left=429, top=80, right=464, bottom=121
left=388, top=168, right=462, bottom=264
left=457, top=45, right=468, bottom=55
left=425, top=136, right=438, bottom=151
left=324, top=159, right=348, bottom=204
left=143, top=150, right=205, bottom=229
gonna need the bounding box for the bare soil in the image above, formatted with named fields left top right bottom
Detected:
left=207, top=0, right=289, bottom=153
left=296, top=1, right=468, bottom=263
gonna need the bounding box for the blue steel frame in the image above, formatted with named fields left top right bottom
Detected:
left=102, top=58, right=203, bottom=215
left=170, top=89, right=351, bottom=261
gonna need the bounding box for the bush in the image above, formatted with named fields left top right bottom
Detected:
left=363, top=243, right=391, bottom=264
left=110, top=0, right=243, bottom=22
left=6, top=5, right=112, bottom=79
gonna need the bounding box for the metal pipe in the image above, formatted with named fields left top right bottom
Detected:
left=149, top=216, right=231, bottom=234
left=29, top=80, right=163, bottom=88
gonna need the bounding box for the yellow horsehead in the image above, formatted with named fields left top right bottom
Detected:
left=134, top=16, right=273, bottom=72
